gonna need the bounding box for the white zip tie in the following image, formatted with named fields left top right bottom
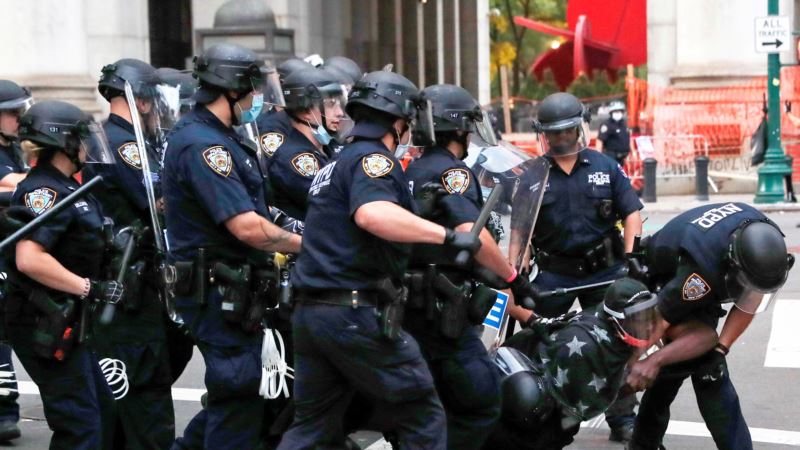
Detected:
left=259, top=327, right=293, bottom=399
left=99, top=358, right=129, bottom=400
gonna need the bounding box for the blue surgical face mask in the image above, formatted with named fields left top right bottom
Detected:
left=394, top=126, right=412, bottom=159
left=311, top=124, right=332, bottom=146
left=240, top=93, right=263, bottom=124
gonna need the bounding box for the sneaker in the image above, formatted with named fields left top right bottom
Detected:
left=0, top=420, right=20, bottom=442
left=609, top=422, right=634, bottom=442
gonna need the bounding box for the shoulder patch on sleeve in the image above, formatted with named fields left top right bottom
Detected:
left=117, top=142, right=142, bottom=169
left=441, top=168, right=470, bottom=194
left=260, top=132, right=284, bottom=157
left=202, top=146, right=233, bottom=177
left=291, top=152, right=320, bottom=177
left=682, top=273, right=710, bottom=301
left=361, top=153, right=394, bottom=178
left=24, top=187, right=58, bottom=215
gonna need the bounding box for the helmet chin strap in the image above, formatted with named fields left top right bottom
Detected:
left=224, top=92, right=246, bottom=126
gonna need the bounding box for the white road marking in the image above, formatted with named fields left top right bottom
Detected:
left=764, top=299, right=800, bottom=368
left=17, top=381, right=205, bottom=402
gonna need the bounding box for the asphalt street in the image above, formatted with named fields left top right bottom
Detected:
left=4, top=210, right=800, bottom=449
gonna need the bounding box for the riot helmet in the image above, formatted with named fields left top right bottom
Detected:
left=724, top=221, right=794, bottom=313
left=192, top=43, right=266, bottom=126
left=153, top=68, right=198, bottom=136
left=98, top=58, right=159, bottom=102
left=607, top=100, right=626, bottom=122
left=0, top=80, right=34, bottom=139
left=18, top=100, right=113, bottom=168
left=346, top=71, right=434, bottom=148
left=533, top=92, right=590, bottom=157
left=603, top=277, right=660, bottom=348
left=282, top=68, right=347, bottom=144
left=277, top=58, right=314, bottom=83
left=423, top=84, right=497, bottom=152
left=324, top=56, right=363, bottom=85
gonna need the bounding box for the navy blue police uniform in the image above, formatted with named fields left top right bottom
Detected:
left=519, top=149, right=642, bottom=318
left=278, top=121, right=446, bottom=450
left=4, top=164, right=115, bottom=450
left=163, top=105, right=270, bottom=450
left=630, top=202, right=768, bottom=450
left=0, top=139, right=24, bottom=428
left=597, top=119, right=630, bottom=165
left=262, top=127, right=329, bottom=221
left=82, top=112, right=175, bottom=449
left=515, top=148, right=642, bottom=430
left=256, top=110, right=293, bottom=160
left=404, top=145, right=502, bottom=450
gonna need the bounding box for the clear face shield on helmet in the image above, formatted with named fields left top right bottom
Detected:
left=534, top=114, right=588, bottom=158
left=77, top=120, right=115, bottom=165
left=604, top=292, right=661, bottom=348
left=463, top=136, right=535, bottom=255
left=0, top=96, right=34, bottom=117
left=724, top=260, right=793, bottom=314
left=263, top=68, right=285, bottom=110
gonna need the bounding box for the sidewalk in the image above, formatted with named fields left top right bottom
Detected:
left=639, top=193, right=800, bottom=214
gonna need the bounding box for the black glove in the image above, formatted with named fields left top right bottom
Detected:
left=443, top=228, right=481, bottom=254
left=89, top=280, right=124, bottom=305
left=525, top=310, right=579, bottom=332
left=695, top=349, right=727, bottom=384
left=0, top=206, right=36, bottom=237
left=416, top=182, right=448, bottom=219
left=509, top=272, right=538, bottom=310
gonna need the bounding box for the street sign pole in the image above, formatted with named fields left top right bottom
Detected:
left=755, top=0, right=794, bottom=203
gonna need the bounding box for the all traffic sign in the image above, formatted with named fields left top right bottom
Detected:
left=754, top=16, right=791, bottom=54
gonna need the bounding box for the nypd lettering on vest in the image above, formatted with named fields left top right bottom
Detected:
left=690, top=203, right=743, bottom=230
left=588, top=172, right=610, bottom=186
left=309, top=161, right=337, bottom=196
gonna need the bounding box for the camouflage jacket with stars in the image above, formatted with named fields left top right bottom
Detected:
left=538, top=305, right=632, bottom=421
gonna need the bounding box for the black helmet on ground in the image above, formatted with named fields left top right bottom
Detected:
left=98, top=58, right=158, bottom=101
left=277, top=58, right=314, bottom=83
left=324, top=56, right=363, bottom=84
left=192, top=43, right=265, bottom=103
left=0, top=80, right=33, bottom=113
left=726, top=221, right=794, bottom=306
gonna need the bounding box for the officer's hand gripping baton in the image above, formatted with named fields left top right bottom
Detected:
left=99, top=226, right=141, bottom=325
left=0, top=176, right=104, bottom=253
left=454, top=184, right=503, bottom=267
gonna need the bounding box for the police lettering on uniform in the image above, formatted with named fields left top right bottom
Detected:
left=596, top=101, right=630, bottom=165
left=626, top=202, right=794, bottom=450
left=507, top=92, right=643, bottom=441
left=488, top=277, right=664, bottom=450
left=81, top=58, right=176, bottom=449
left=163, top=43, right=301, bottom=450
left=277, top=71, right=483, bottom=450
left=0, top=79, right=33, bottom=443
left=261, top=68, right=346, bottom=222
left=4, top=100, right=121, bottom=449
left=404, top=84, right=538, bottom=450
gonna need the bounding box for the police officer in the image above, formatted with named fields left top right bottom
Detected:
left=6, top=100, right=120, bottom=449
left=263, top=67, right=346, bottom=222
left=597, top=101, right=631, bottom=166
left=625, top=202, right=794, bottom=450
left=82, top=58, right=175, bottom=449
left=507, top=92, right=643, bottom=441
left=277, top=71, right=483, bottom=450
left=488, top=277, right=667, bottom=450
left=163, top=43, right=301, bottom=450
left=404, top=83, right=538, bottom=450
left=0, top=80, right=32, bottom=193
left=0, top=79, right=32, bottom=443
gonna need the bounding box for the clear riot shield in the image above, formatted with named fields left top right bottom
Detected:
left=464, top=138, right=550, bottom=349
